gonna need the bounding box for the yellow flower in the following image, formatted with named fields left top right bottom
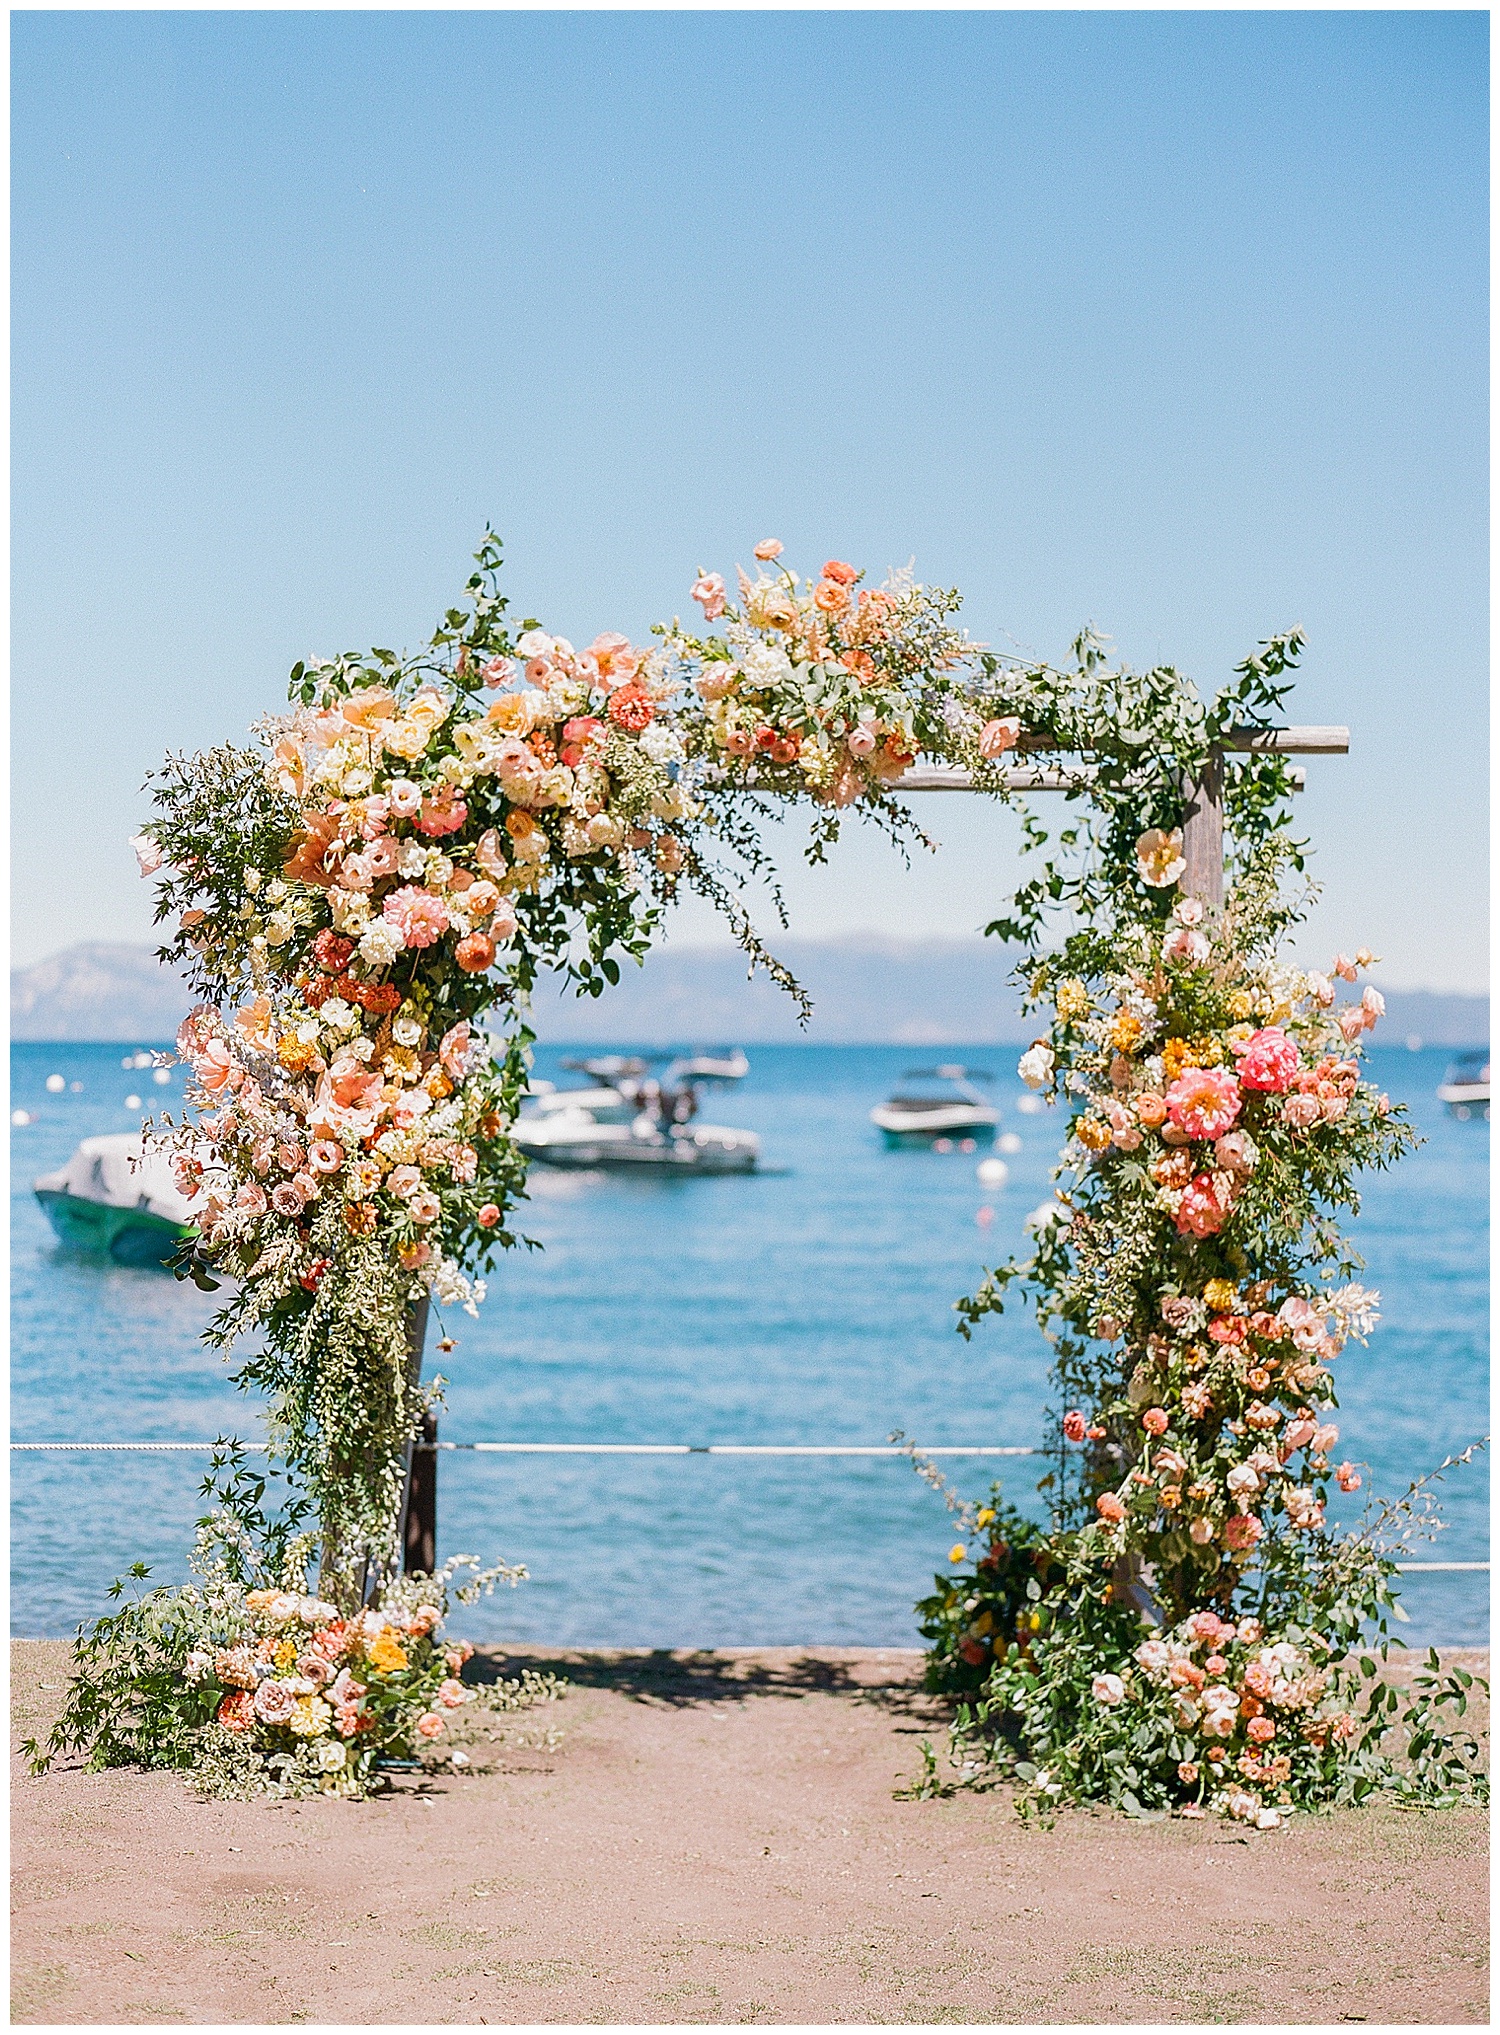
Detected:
left=1109, top=1010, right=1145, bottom=1053
left=368, top=1630, right=409, bottom=1674
left=949, top=1543, right=967, bottom=1564
left=1226, top=1022, right=1255, bottom=1053
left=274, top=1637, right=299, bottom=1674
left=288, top=1695, right=332, bottom=1738
left=976, top=1507, right=996, bottom=1527
left=1202, top=1279, right=1239, bottom=1314
left=1075, top=1116, right=1113, bottom=1152
left=970, top=1610, right=995, bottom=1637
left=1055, top=977, right=1091, bottom=1022
left=1228, top=990, right=1255, bottom=1021
left=277, top=1033, right=317, bottom=1073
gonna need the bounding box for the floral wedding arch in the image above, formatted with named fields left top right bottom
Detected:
left=30, top=534, right=1486, bottom=1817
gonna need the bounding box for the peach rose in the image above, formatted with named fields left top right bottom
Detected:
left=978, top=718, right=1020, bottom=759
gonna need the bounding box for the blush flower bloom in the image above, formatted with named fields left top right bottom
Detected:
left=382, top=886, right=450, bottom=949
left=1174, top=1172, right=1231, bottom=1238
left=1091, top=1673, right=1126, bottom=1706
left=1135, top=827, right=1186, bottom=887
left=1234, top=1026, right=1302, bottom=1092
left=1165, top=1067, right=1242, bottom=1141
left=690, top=573, right=726, bottom=619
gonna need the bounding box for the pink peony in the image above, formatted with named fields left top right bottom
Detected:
left=1162, top=924, right=1211, bottom=967
left=235, top=1182, right=268, bottom=1218
left=1091, top=1673, right=1126, bottom=1706
left=1188, top=1610, right=1230, bottom=1643
left=436, top=1678, right=469, bottom=1709
left=1281, top=1093, right=1322, bottom=1129
left=1165, top=1067, right=1241, bottom=1141
left=1062, top=1410, right=1088, bottom=1442
left=415, top=1711, right=446, bottom=1739
left=1234, top=1026, right=1302, bottom=1092
left=271, top=1182, right=304, bottom=1219
left=1142, top=1408, right=1170, bottom=1437
left=407, top=1191, right=440, bottom=1225
left=691, top=573, right=726, bottom=621
left=382, top=886, right=451, bottom=949
left=439, top=1020, right=477, bottom=1080
left=195, top=1038, right=236, bottom=1093
left=1338, top=1008, right=1367, bottom=1044
left=1335, top=1462, right=1363, bottom=1492
left=1174, top=1172, right=1231, bottom=1239
left=417, top=788, right=468, bottom=839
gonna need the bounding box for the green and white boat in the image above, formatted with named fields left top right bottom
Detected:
left=34, top=1133, right=201, bottom=1268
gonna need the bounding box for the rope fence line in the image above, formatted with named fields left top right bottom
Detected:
left=10, top=1440, right=1040, bottom=1458
left=9, top=1442, right=1487, bottom=1573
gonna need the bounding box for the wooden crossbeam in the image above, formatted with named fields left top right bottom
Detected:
left=900, top=763, right=1308, bottom=794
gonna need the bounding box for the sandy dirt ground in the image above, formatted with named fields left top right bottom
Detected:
left=11, top=1640, right=1489, bottom=2026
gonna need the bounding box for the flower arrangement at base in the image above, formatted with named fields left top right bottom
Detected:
left=23, top=1478, right=560, bottom=1802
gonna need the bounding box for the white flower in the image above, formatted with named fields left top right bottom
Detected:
left=1254, top=1806, right=1283, bottom=1831
left=264, top=916, right=294, bottom=947
left=393, top=1016, right=423, bottom=1048
left=1306, top=971, right=1335, bottom=1009
left=129, top=832, right=165, bottom=876
left=320, top=998, right=356, bottom=1032
left=1091, top=1672, right=1126, bottom=1706
left=639, top=723, right=684, bottom=766
left=1171, top=895, right=1205, bottom=926
left=398, top=839, right=429, bottom=879
left=317, top=1739, right=347, bottom=1771
left=358, top=920, right=406, bottom=967
left=515, top=628, right=556, bottom=662
left=1135, top=1639, right=1171, bottom=1674
left=264, top=878, right=287, bottom=904
left=1025, top=1201, right=1068, bottom=1233
left=1018, top=1043, right=1054, bottom=1090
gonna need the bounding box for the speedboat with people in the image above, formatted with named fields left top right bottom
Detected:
left=515, top=1050, right=760, bottom=1172
left=34, top=1132, right=203, bottom=1267
left=1436, top=1051, right=1490, bottom=1121
left=870, top=1065, right=1000, bottom=1148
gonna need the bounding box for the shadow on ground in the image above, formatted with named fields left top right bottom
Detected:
left=469, top=1643, right=946, bottom=1718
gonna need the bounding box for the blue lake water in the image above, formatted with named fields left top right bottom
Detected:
left=10, top=1041, right=1489, bottom=1646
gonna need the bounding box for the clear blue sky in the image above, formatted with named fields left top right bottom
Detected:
left=13, top=10, right=1488, bottom=990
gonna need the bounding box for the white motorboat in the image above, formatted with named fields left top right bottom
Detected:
left=34, top=1132, right=204, bottom=1268
left=1437, top=1052, right=1490, bottom=1121
left=516, top=1050, right=760, bottom=1172
left=871, top=1066, right=999, bottom=1146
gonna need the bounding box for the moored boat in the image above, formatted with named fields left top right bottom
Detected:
left=871, top=1066, right=999, bottom=1146
left=34, top=1133, right=202, bottom=1268
left=1437, top=1051, right=1490, bottom=1121
left=515, top=1049, right=759, bottom=1172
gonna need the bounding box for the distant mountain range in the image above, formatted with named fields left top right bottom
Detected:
left=11, top=938, right=1489, bottom=1050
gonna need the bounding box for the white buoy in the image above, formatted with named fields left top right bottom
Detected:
left=153, top=1068, right=171, bottom=1085
left=998, top=1131, right=1023, bottom=1155
left=120, top=1055, right=134, bottom=1069
left=45, top=1073, right=65, bottom=1093
left=70, top=1081, right=83, bottom=1093
left=1015, top=1094, right=1047, bottom=1116
left=11, top=1108, right=32, bottom=1126
left=133, top=1052, right=153, bottom=1070
left=976, top=1157, right=1009, bottom=1187
left=124, top=1094, right=143, bottom=1111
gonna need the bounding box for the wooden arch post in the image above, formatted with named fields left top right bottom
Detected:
left=396, top=726, right=1347, bottom=1575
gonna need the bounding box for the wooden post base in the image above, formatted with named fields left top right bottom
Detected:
left=404, top=1411, right=437, bottom=1575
